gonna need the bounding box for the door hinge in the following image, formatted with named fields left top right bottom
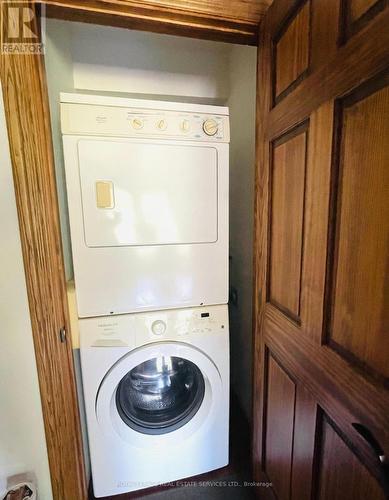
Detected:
left=59, top=327, right=66, bottom=343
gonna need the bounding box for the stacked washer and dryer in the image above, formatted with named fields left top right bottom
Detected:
left=61, top=93, right=230, bottom=498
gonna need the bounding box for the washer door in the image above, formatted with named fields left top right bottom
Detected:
left=116, top=355, right=205, bottom=434
left=96, top=342, right=222, bottom=443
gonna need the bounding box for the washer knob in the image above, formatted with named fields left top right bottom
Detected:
left=132, top=118, right=144, bottom=130
left=151, top=320, right=166, bottom=336
left=203, top=118, right=218, bottom=136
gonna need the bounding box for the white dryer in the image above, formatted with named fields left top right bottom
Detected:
left=79, top=304, right=229, bottom=498
left=61, top=94, right=229, bottom=318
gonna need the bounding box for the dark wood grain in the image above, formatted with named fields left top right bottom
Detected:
left=0, top=4, right=87, bottom=500
left=274, top=0, right=310, bottom=99
left=44, top=0, right=273, bottom=45
left=300, top=101, right=334, bottom=342
left=310, top=0, right=340, bottom=68
left=327, top=72, right=389, bottom=382
left=340, top=0, right=388, bottom=43
left=349, top=0, right=381, bottom=20
left=252, top=12, right=272, bottom=491
left=264, top=355, right=296, bottom=500
left=290, top=385, right=317, bottom=500
left=264, top=306, right=389, bottom=482
left=269, top=125, right=308, bottom=320
left=252, top=0, right=389, bottom=498
left=315, top=416, right=385, bottom=500
left=265, top=0, right=303, bottom=35
left=266, top=6, right=389, bottom=141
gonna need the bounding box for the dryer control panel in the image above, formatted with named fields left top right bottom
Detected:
left=61, top=103, right=230, bottom=142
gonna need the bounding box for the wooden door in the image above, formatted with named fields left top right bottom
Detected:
left=253, top=1, right=389, bottom=499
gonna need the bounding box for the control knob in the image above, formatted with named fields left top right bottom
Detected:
left=203, top=118, right=219, bottom=136
left=156, top=119, right=167, bottom=130
left=132, top=118, right=144, bottom=130
left=151, top=320, right=166, bottom=336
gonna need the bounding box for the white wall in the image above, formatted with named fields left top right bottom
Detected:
left=228, top=45, right=257, bottom=421
left=45, top=19, right=75, bottom=281
left=0, top=86, right=53, bottom=500
left=70, top=23, right=230, bottom=102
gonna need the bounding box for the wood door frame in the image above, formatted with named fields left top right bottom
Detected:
left=0, top=3, right=262, bottom=499
left=0, top=3, right=88, bottom=499
left=43, top=0, right=261, bottom=45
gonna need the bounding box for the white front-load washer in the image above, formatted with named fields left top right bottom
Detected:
left=61, top=93, right=229, bottom=318
left=80, top=304, right=229, bottom=498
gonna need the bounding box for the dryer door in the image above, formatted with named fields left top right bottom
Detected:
left=77, top=139, right=218, bottom=247
left=96, top=342, right=222, bottom=443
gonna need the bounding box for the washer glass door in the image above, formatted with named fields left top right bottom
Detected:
left=116, top=355, right=205, bottom=435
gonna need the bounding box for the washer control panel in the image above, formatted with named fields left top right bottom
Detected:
left=61, top=103, right=230, bottom=142
left=79, top=304, right=229, bottom=348
left=147, top=306, right=228, bottom=338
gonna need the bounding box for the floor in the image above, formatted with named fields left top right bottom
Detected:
left=141, top=472, right=256, bottom=499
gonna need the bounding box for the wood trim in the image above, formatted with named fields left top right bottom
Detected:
left=263, top=305, right=389, bottom=489
left=252, top=17, right=272, bottom=487
left=272, top=0, right=312, bottom=105
left=312, top=409, right=389, bottom=497
left=267, top=120, right=310, bottom=325
left=263, top=352, right=297, bottom=500
left=339, top=0, right=388, bottom=44
left=263, top=0, right=301, bottom=36
left=310, top=406, right=324, bottom=500
left=300, top=101, right=334, bottom=344
left=253, top=346, right=276, bottom=500
left=0, top=4, right=87, bottom=500
left=310, top=0, right=340, bottom=69
left=43, top=0, right=265, bottom=45
left=266, top=6, right=389, bottom=140
left=323, top=68, right=389, bottom=386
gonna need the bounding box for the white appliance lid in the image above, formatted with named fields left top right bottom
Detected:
left=60, top=92, right=229, bottom=116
